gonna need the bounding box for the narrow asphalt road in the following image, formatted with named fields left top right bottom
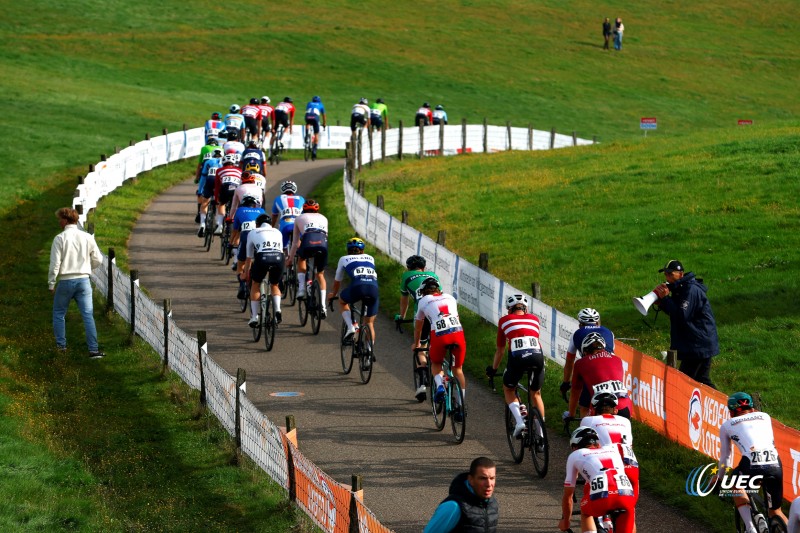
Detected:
left=128, top=159, right=705, bottom=532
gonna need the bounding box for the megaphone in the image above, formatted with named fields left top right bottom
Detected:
left=632, top=291, right=659, bottom=316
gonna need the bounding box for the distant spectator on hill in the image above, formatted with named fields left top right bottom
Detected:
left=603, top=17, right=612, bottom=50
left=614, top=18, right=624, bottom=50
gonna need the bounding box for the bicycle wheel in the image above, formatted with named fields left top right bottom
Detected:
left=219, top=227, right=228, bottom=260
left=340, top=320, right=354, bottom=374
left=286, top=263, right=297, bottom=306
left=431, top=377, right=446, bottom=431
left=224, top=237, right=233, bottom=265
left=240, top=280, right=249, bottom=313
left=529, top=406, right=549, bottom=478
left=450, top=379, right=466, bottom=444
left=204, top=212, right=214, bottom=252
left=310, top=281, right=322, bottom=335
left=770, top=515, right=788, bottom=533
left=505, top=405, right=525, bottom=463
left=304, top=132, right=312, bottom=161
left=297, top=291, right=308, bottom=327
left=264, top=297, right=276, bottom=351
left=252, top=295, right=263, bottom=342
left=412, top=351, right=427, bottom=402
left=358, top=325, right=373, bottom=384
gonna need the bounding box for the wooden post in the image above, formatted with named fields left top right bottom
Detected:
left=197, top=331, right=207, bottom=406
left=437, top=230, right=446, bottom=247
left=666, top=350, right=678, bottom=368
left=483, top=117, right=488, bottom=153
left=528, top=123, right=533, bottom=151
left=531, top=282, right=541, bottom=300
left=572, top=131, right=577, bottom=146
left=286, top=415, right=296, bottom=433
left=377, top=195, right=384, bottom=209
left=506, top=121, right=512, bottom=150
left=162, top=298, right=171, bottom=372
left=367, top=126, right=374, bottom=168
left=593, top=135, right=597, bottom=144
left=357, top=180, right=365, bottom=196
left=461, top=118, right=467, bottom=155
left=77, top=175, right=84, bottom=185
left=100, top=154, right=107, bottom=162
left=144, top=133, right=150, bottom=140
left=479, top=253, right=489, bottom=272
left=235, top=368, right=246, bottom=450
left=162, top=128, right=168, bottom=135
left=129, top=139, right=135, bottom=147
left=106, top=248, right=115, bottom=314
left=549, top=127, right=556, bottom=149
left=401, top=210, right=408, bottom=224
left=336, top=120, right=340, bottom=127
left=438, top=122, right=445, bottom=155
left=129, top=270, right=138, bottom=341
left=398, top=120, right=404, bottom=160
left=349, top=474, right=364, bottom=532
left=418, top=122, right=424, bottom=158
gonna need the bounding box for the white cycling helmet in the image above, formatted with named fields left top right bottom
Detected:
left=281, top=180, right=298, bottom=194
left=580, top=332, right=607, bottom=353
left=570, top=426, right=600, bottom=449
left=261, top=96, right=270, bottom=104
left=221, top=154, right=237, bottom=165
left=505, top=294, right=529, bottom=309
left=230, top=104, right=241, bottom=113
left=577, top=307, right=600, bottom=325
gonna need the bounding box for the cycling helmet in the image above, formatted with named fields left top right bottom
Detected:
left=570, top=426, right=600, bottom=449
left=283, top=96, right=293, bottom=103
left=242, top=195, right=258, bottom=207
left=302, top=199, right=319, bottom=213
left=580, top=332, right=607, bottom=354
left=230, top=104, right=241, bottom=113
left=244, top=162, right=261, bottom=173
left=420, top=277, right=442, bottom=295
left=405, top=255, right=426, bottom=270
left=346, top=237, right=365, bottom=252
left=247, top=139, right=258, bottom=147
left=312, top=95, right=321, bottom=103
left=359, top=97, right=368, bottom=105
left=505, top=294, right=529, bottom=309
left=207, top=138, right=219, bottom=146
left=435, top=104, right=444, bottom=110
left=211, top=112, right=221, bottom=120
left=211, top=148, right=223, bottom=158
left=241, top=171, right=255, bottom=184
left=255, top=214, right=271, bottom=228
left=261, top=96, right=271, bottom=104
left=222, top=154, right=237, bottom=165
left=591, top=392, right=619, bottom=410
left=423, top=102, right=430, bottom=108
left=280, top=180, right=298, bottom=194
left=249, top=97, right=259, bottom=105
left=376, top=98, right=384, bottom=104
left=577, top=307, right=601, bottom=325
left=727, top=392, right=754, bottom=413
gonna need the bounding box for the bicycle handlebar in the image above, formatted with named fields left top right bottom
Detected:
left=395, top=318, right=414, bottom=333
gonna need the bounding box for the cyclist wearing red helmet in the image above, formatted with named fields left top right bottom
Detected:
left=287, top=199, right=328, bottom=311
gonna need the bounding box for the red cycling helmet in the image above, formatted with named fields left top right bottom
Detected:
left=302, top=200, right=319, bottom=213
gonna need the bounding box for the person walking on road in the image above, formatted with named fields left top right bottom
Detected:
left=48, top=207, right=105, bottom=359
left=424, top=456, right=499, bottom=533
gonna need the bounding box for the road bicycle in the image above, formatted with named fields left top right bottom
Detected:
left=297, top=255, right=324, bottom=335
left=218, top=210, right=233, bottom=264
left=281, top=253, right=298, bottom=307
left=303, top=123, right=314, bottom=162
left=203, top=199, right=217, bottom=252
left=396, top=318, right=430, bottom=402
left=334, top=297, right=374, bottom=384
left=490, top=368, right=549, bottom=477
left=418, top=345, right=465, bottom=444
left=726, top=475, right=788, bottom=533
left=251, top=280, right=277, bottom=351
left=270, top=124, right=285, bottom=165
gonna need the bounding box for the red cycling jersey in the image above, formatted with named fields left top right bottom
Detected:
left=241, top=104, right=262, bottom=120
left=214, top=165, right=242, bottom=202
left=496, top=313, right=541, bottom=351
left=571, top=350, right=632, bottom=412
left=258, top=104, right=274, bottom=122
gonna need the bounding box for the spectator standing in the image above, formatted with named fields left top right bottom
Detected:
left=603, top=17, right=612, bottom=50
left=652, top=260, right=719, bottom=388
left=614, top=18, right=624, bottom=50
left=48, top=208, right=105, bottom=359
left=424, top=457, right=499, bottom=533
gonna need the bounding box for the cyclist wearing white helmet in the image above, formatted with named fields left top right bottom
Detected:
left=257, top=96, right=275, bottom=146
left=196, top=147, right=224, bottom=237
left=213, top=154, right=242, bottom=234
left=560, top=307, right=615, bottom=398
left=486, top=294, right=545, bottom=439
left=223, top=104, right=245, bottom=142
left=350, top=98, right=371, bottom=132
left=271, top=181, right=305, bottom=253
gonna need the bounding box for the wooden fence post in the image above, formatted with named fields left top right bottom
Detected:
left=527, top=123, right=533, bottom=151
left=235, top=368, right=246, bottom=450
left=461, top=118, right=467, bottom=155
left=349, top=474, right=364, bottom=533
left=483, top=118, right=488, bottom=153
left=401, top=210, right=408, bottom=224
left=572, top=131, right=577, bottom=146
left=357, top=129, right=363, bottom=171
left=129, top=270, right=138, bottom=342
left=506, top=121, right=512, bottom=150
left=666, top=350, right=678, bottom=368
left=377, top=195, right=384, bottom=209
left=162, top=298, right=171, bottom=373
left=418, top=122, right=424, bottom=158
left=437, top=230, right=446, bottom=247
left=381, top=126, right=386, bottom=162
left=531, top=282, right=541, bottom=300
left=479, top=253, right=489, bottom=272
left=368, top=126, right=374, bottom=168
left=549, top=127, right=556, bottom=149
left=439, top=122, right=445, bottom=155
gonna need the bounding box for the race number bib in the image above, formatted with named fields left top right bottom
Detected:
left=750, top=448, right=779, bottom=465
left=510, top=336, right=541, bottom=357
left=221, top=176, right=240, bottom=185
left=620, top=444, right=638, bottom=466
left=304, top=222, right=325, bottom=233
left=614, top=473, right=634, bottom=496
left=255, top=240, right=282, bottom=253
left=589, top=474, right=609, bottom=500
left=434, top=315, right=462, bottom=333
left=353, top=266, right=377, bottom=280
left=593, top=380, right=626, bottom=395
left=282, top=207, right=301, bottom=218
left=241, top=221, right=255, bottom=231
left=207, top=167, right=217, bottom=177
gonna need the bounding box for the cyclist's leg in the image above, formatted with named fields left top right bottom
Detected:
left=529, top=352, right=546, bottom=419
left=339, top=287, right=356, bottom=336
left=449, top=333, right=468, bottom=394
left=503, top=357, right=525, bottom=426
left=362, top=287, right=379, bottom=344
left=249, top=261, right=266, bottom=325
left=765, top=464, right=787, bottom=522
left=313, top=246, right=328, bottom=304
left=267, top=259, right=284, bottom=323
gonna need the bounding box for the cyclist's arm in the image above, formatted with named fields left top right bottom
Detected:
left=567, top=368, right=581, bottom=416
left=562, top=352, right=576, bottom=383
left=322, top=112, right=327, bottom=129
left=491, top=328, right=506, bottom=371
left=423, top=501, right=460, bottom=533
left=559, top=486, right=575, bottom=532
left=399, top=294, right=410, bottom=319
left=329, top=279, right=341, bottom=300
left=413, top=316, right=425, bottom=346
left=718, top=423, right=733, bottom=469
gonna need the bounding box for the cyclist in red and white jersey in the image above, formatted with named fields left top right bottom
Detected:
left=213, top=155, right=242, bottom=234
left=559, top=426, right=636, bottom=533
left=287, top=200, right=328, bottom=307
left=485, top=294, right=545, bottom=439
left=717, top=392, right=787, bottom=532
left=581, top=392, right=639, bottom=500
left=413, top=278, right=467, bottom=407
left=274, top=97, right=296, bottom=135
left=257, top=96, right=275, bottom=146
left=567, top=332, right=632, bottom=420
left=415, top=102, right=433, bottom=126
left=241, top=98, right=263, bottom=142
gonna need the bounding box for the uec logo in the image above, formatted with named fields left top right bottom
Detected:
left=686, top=463, right=764, bottom=496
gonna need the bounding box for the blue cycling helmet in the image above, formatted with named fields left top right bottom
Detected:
left=312, top=95, right=321, bottom=103
left=346, top=237, right=365, bottom=251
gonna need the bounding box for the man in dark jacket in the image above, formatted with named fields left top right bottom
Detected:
left=653, top=260, right=719, bottom=389
left=424, top=457, right=499, bottom=532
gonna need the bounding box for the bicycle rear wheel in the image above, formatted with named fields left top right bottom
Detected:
left=252, top=295, right=263, bottom=342
left=304, top=133, right=312, bottom=161
left=240, top=280, right=249, bottom=313
left=412, top=350, right=429, bottom=402
left=204, top=213, right=214, bottom=251
left=219, top=228, right=228, bottom=260
left=505, top=405, right=525, bottom=463
left=358, top=325, right=373, bottom=384
left=529, top=406, right=549, bottom=478
left=310, top=281, right=322, bottom=335
left=340, top=320, right=354, bottom=374
left=450, top=379, right=466, bottom=444
left=286, top=264, right=297, bottom=306
left=264, top=297, right=276, bottom=351
left=431, top=378, right=446, bottom=431
left=298, top=289, right=308, bottom=326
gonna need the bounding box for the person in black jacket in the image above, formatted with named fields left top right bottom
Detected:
left=602, top=17, right=612, bottom=50
left=424, top=457, right=499, bottom=533
left=653, top=260, right=719, bottom=389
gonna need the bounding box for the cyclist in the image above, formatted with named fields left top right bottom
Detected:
left=223, top=104, right=245, bottom=143
left=240, top=98, right=263, bottom=143
left=395, top=254, right=440, bottom=401
left=350, top=98, right=371, bottom=132
left=370, top=97, right=389, bottom=130
left=195, top=138, right=221, bottom=222
left=196, top=147, right=223, bottom=237
left=581, top=392, right=639, bottom=500
left=204, top=111, right=225, bottom=143
left=559, top=426, right=636, bottom=533
left=271, top=181, right=305, bottom=252
left=241, top=139, right=266, bottom=175
left=287, top=199, right=328, bottom=309
left=232, top=195, right=266, bottom=300
left=223, top=133, right=245, bottom=166
left=257, top=96, right=275, bottom=146
left=560, top=307, right=616, bottom=399
left=304, top=95, right=327, bottom=160
left=432, top=104, right=448, bottom=126
left=271, top=97, right=295, bottom=161
left=230, top=170, right=265, bottom=219
left=716, top=392, right=787, bottom=532
left=485, top=294, right=545, bottom=440
left=415, top=102, right=433, bottom=126
left=413, top=278, right=467, bottom=410
left=567, top=332, right=632, bottom=420
left=243, top=214, right=285, bottom=327
left=213, top=154, right=242, bottom=234
left=328, top=237, right=379, bottom=346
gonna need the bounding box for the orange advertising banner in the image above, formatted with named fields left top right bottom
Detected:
left=615, top=341, right=800, bottom=502
left=352, top=496, right=394, bottom=533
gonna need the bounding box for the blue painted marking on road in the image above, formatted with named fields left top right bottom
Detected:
left=270, top=391, right=305, bottom=397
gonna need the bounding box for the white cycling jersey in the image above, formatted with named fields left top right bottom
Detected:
left=246, top=226, right=283, bottom=259
left=564, top=445, right=632, bottom=496
left=352, top=104, right=370, bottom=117
left=289, top=212, right=328, bottom=259
left=581, top=414, right=637, bottom=467
left=415, top=293, right=461, bottom=336
left=719, top=411, right=779, bottom=469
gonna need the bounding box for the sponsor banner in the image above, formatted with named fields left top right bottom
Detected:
left=387, top=215, right=403, bottom=263
left=185, top=127, right=205, bottom=157
left=149, top=136, right=168, bottom=168
left=136, top=139, right=154, bottom=173
left=351, top=194, right=370, bottom=237
left=615, top=342, right=668, bottom=431
left=353, top=496, right=393, bottom=533
left=166, top=131, right=186, bottom=162
left=551, top=309, right=577, bottom=366
left=434, top=245, right=458, bottom=295
left=287, top=441, right=351, bottom=533
left=477, top=271, right=502, bottom=324
left=365, top=203, right=378, bottom=244
left=738, top=119, right=753, bottom=126
left=418, top=234, right=438, bottom=277
left=640, top=117, right=658, bottom=130
left=398, top=223, right=419, bottom=264
left=373, top=208, right=392, bottom=253
left=455, top=260, right=480, bottom=313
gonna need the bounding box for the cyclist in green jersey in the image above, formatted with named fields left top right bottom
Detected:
left=194, top=138, right=221, bottom=222
left=369, top=98, right=390, bottom=130
left=395, top=254, right=440, bottom=401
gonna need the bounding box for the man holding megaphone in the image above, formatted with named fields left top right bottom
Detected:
left=650, top=260, right=719, bottom=389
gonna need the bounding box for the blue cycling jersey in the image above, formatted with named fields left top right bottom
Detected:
left=334, top=254, right=378, bottom=287
left=233, top=206, right=265, bottom=232
left=305, top=101, right=325, bottom=116
left=572, top=325, right=615, bottom=355
left=201, top=158, right=222, bottom=177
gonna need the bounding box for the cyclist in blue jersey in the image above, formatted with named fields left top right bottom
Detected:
left=328, top=237, right=379, bottom=345
left=560, top=307, right=615, bottom=398
left=232, top=195, right=266, bottom=301
left=241, top=139, right=266, bottom=173
left=303, top=96, right=327, bottom=161
left=271, top=181, right=305, bottom=252
left=223, top=104, right=245, bottom=143
left=432, top=105, right=448, bottom=126
left=196, top=147, right=223, bottom=237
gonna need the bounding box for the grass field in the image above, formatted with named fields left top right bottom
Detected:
left=2, top=0, right=799, bottom=529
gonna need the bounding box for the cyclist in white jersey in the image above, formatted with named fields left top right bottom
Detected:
left=287, top=200, right=328, bottom=310
left=243, top=214, right=284, bottom=327
left=717, top=392, right=787, bottom=532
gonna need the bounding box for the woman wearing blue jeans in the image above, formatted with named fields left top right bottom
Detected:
left=614, top=18, right=625, bottom=50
